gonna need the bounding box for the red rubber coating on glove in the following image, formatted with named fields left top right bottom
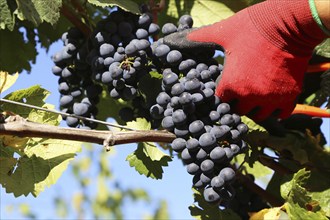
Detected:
left=187, top=0, right=327, bottom=121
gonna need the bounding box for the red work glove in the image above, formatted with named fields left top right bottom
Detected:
left=164, top=0, right=327, bottom=121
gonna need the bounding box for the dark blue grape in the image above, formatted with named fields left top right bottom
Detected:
left=172, top=109, right=187, bottom=125
left=161, top=116, right=174, bottom=131
left=200, top=159, right=214, bottom=173
left=211, top=176, right=225, bottom=190
left=181, top=148, right=195, bottom=164
left=162, top=23, right=177, bottom=35
left=99, top=43, right=115, bottom=57
left=237, top=123, right=249, bottom=135
left=171, top=83, right=185, bottom=96
left=199, top=133, right=216, bottom=150
left=118, top=21, right=132, bottom=37
left=60, top=95, right=74, bottom=108
left=150, top=104, right=164, bottom=119
left=58, top=82, right=70, bottom=94
left=209, top=111, right=220, bottom=122
left=166, top=50, right=182, bottom=65
left=210, top=125, right=230, bottom=140
left=73, top=103, right=90, bottom=116
left=186, top=162, right=200, bottom=175
left=196, top=148, right=208, bottom=161
left=148, top=23, right=160, bottom=35
left=220, top=114, right=235, bottom=126
left=219, top=167, right=235, bottom=183
left=200, top=173, right=212, bottom=184
left=136, top=28, right=149, bottom=39
left=186, top=138, right=200, bottom=152
left=156, top=92, right=171, bottom=106
left=171, top=138, right=186, bottom=152
left=210, top=146, right=226, bottom=162
left=179, top=15, right=193, bottom=27
left=179, top=92, right=193, bottom=106
left=217, top=103, right=231, bottom=115
left=66, top=116, right=79, bottom=127
left=193, top=174, right=204, bottom=188
left=188, top=120, right=205, bottom=136
left=155, top=44, right=170, bottom=58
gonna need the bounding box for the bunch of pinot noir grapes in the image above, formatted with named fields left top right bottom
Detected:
left=51, top=8, right=161, bottom=128
left=150, top=16, right=249, bottom=204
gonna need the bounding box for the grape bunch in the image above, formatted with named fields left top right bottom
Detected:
left=51, top=8, right=161, bottom=128
left=51, top=6, right=250, bottom=204
left=52, top=27, right=102, bottom=129
left=149, top=17, right=249, bottom=203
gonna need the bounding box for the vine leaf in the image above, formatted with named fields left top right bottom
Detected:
left=234, top=154, right=272, bottom=183
left=0, top=139, right=81, bottom=197
left=315, top=39, right=330, bottom=58
left=87, top=0, right=141, bottom=14
left=126, top=142, right=172, bottom=179
left=0, top=0, right=15, bottom=31
left=0, top=28, right=37, bottom=73
left=0, top=71, right=18, bottom=93
left=249, top=207, right=289, bottom=220
left=189, top=188, right=241, bottom=220
left=280, top=169, right=329, bottom=219
left=14, top=0, right=62, bottom=26
left=126, top=117, right=151, bottom=130
left=0, top=85, right=82, bottom=197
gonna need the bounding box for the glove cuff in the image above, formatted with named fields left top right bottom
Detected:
left=309, top=0, right=330, bottom=36
left=248, top=0, right=327, bottom=56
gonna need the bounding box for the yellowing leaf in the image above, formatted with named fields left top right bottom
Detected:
left=0, top=71, right=18, bottom=93
left=249, top=207, right=289, bottom=220
left=1, top=135, right=29, bottom=150
left=126, top=118, right=151, bottom=130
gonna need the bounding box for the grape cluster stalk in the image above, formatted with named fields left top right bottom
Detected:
left=51, top=7, right=249, bottom=204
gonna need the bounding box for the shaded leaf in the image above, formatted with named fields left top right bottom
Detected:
left=126, top=143, right=171, bottom=179
left=0, top=28, right=37, bottom=73
left=87, top=0, right=140, bottom=14
left=0, top=0, right=15, bottom=30
left=234, top=154, right=272, bottom=183
left=14, top=0, right=62, bottom=26
left=315, top=39, right=330, bottom=58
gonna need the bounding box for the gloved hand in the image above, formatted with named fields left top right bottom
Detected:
left=164, top=0, right=327, bottom=121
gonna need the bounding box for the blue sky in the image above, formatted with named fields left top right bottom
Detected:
left=1, top=40, right=329, bottom=220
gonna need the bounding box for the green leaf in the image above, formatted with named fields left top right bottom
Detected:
left=189, top=188, right=241, bottom=220
left=126, top=118, right=151, bottom=130
left=14, top=0, right=62, bottom=26
left=315, top=39, right=330, bottom=58
left=96, top=89, right=129, bottom=129
left=126, top=143, right=172, bottom=179
left=32, top=0, right=62, bottom=25
left=280, top=169, right=329, bottom=219
left=0, top=0, right=15, bottom=31
left=1, top=138, right=81, bottom=197
left=285, top=202, right=328, bottom=220
left=234, top=154, right=272, bottom=183
left=158, top=0, right=248, bottom=29
left=87, top=0, right=140, bottom=14
left=2, top=85, right=60, bottom=123
left=0, top=28, right=37, bottom=73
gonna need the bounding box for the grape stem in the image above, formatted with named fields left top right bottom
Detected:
left=60, top=3, right=91, bottom=36
left=0, top=115, right=176, bottom=146
left=236, top=172, right=284, bottom=207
